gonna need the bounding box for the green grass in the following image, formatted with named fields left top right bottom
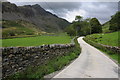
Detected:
left=86, top=31, right=119, bottom=47
left=4, top=37, right=81, bottom=80
left=2, top=35, right=71, bottom=47
left=102, top=22, right=111, bottom=33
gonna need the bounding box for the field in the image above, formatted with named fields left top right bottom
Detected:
left=2, top=35, right=72, bottom=47
left=85, top=31, right=119, bottom=47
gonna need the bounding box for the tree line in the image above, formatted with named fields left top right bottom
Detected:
left=65, top=11, right=120, bottom=36
left=65, top=16, right=102, bottom=36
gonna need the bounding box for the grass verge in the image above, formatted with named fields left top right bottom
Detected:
left=4, top=37, right=81, bottom=80
left=83, top=38, right=119, bottom=64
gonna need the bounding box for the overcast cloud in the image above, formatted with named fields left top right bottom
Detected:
left=8, top=1, right=118, bottom=24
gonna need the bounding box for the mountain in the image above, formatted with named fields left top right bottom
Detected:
left=102, top=11, right=120, bottom=33
left=2, top=2, right=70, bottom=33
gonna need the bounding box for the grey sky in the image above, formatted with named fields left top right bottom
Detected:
left=7, top=1, right=118, bottom=24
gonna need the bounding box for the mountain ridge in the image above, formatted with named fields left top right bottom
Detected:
left=2, top=2, right=70, bottom=33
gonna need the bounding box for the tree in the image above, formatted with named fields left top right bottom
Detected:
left=75, top=16, right=83, bottom=22
left=65, top=24, right=76, bottom=36
left=65, top=16, right=92, bottom=36
left=73, top=21, right=81, bottom=36
left=85, top=18, right=91, bottom=22
left=90, top=18, right=102, bottom=34
left=109, top=11, right=120, bottom=31
left=84, top=18, right=91, bottom=34
left=79, top=18, right=91, bottom=35
left=66, top=16, right=94, bottom=36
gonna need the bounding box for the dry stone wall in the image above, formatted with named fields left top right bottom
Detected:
left=84, top=38, right=120, bottom=54
left=98, top=43, right=120, bottom=54
left=2, top=44, right=75, bottom=78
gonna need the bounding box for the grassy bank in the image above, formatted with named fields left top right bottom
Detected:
left=2, top=35, right=71, bottom=47
left=85, top=31, right=119, bottom=47
left=4, top=37, right=81, bottom=80
left=84, top=37, right=119, bottom=64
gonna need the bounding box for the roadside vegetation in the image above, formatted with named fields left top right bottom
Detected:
left=4, top=37, right=81, bottom=80
left=2, top=34, right=71, bottom=47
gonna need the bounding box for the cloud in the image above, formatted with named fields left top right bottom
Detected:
left=41, top=2, right=118, bottom=24
left=62, top=9, right=87, bottom=22
left=40, top=2, right=81, bottom=11
left=45, top=3, right=85, bottom=22
left=79, top=2, right=118, bottom=23
left=7, top=1, right=118, bottom=24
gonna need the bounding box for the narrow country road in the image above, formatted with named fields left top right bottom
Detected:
left=53, top=37, right=118, bottom=78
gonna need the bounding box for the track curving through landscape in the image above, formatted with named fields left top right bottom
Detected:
left=52, top=37, right=118, bottom=78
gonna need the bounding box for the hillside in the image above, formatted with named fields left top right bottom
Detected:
left=102, top=22, right=110, bottom=33
left=85, top=31, right=120, bottom=47
left=2, top=20, right=46, bottom=38
left=2, top=2, right=70, bottom=33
